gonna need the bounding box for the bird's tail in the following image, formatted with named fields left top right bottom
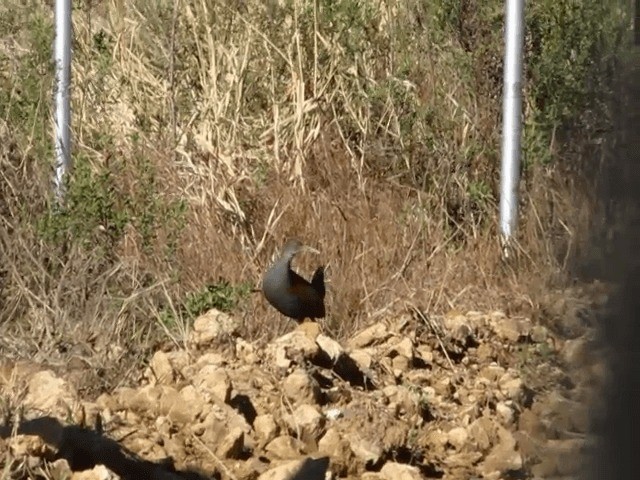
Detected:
left=311, top=266, right=325, bottom=298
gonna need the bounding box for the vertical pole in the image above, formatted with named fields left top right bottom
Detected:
left=54, top=0, right=72, bottom=204
left=499, top=0, right=525, bottom=256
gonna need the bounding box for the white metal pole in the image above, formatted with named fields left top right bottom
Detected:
left=499, top=0, right=525, bottom=252
left=54, top=0, right=72, bottom=203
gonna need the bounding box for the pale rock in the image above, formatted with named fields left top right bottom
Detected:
left=165, top=350, right=190, bottom=373
left=0, top=361, right=40, bottom=388
left=194, top=352, right=226, bottom=368
left=427, top=429, right=449, bottom=448
left=163, top=436, right=186, bottom=461
left=488, top=310, right=507, bottom=322
left=442, top=313, right=468, bottom=330
left=236, top=457, right=269, bottom=479
left=265, top=435, right=304, bottom=459
left=540, top=391, right=590, bottom=434
left=95, top=393, right=118, bottom=412
left=346, top=432, right=383, bottom=464
left=491, top=315, right=532, bottom=342
left=530, top=325, right=549, bottom=343
left=297, top=321, right=322, bottom=339
left=496, top=402, right=515, bottom=426
left=433, top=377, right=452, bottom=397
left=120, top=385, right=163, bottom=412
left=220, top=403, right=252, bottom=433
left=447, top=427, right=469, bottom=450
left=468, top=417, right=496, bottom=451
left=442, top=314, right=474, bottom=341
left=325, top=408, right=343, bottom=421
left=380, top=461, right=423, bottom=480
left=128, top=437, right=166, bottom=460
left=254, top=414, right=279, bottom=444
left=282, top=369, right=321, bottom=405
left=404, top=370, right=431, bottom=387
left=159, top=385, right=204, bottom=424
left=319, top=429, right=354, bottom=476
left=318, top=427, right=346, bottom=458
left=193, top=365, right=232, bottom=404
left=236, top=338, right=259, bottom=364
left=181, top=384, right=207, bottom=412
left=416, top=345, right=434, bottom=363
left=387, top=401, right=400, bottom=417
left=476, top=342, right=498, bottom=363
left=498, top=374, right=523, bottom=400
left=258, top=457, right=329, bottom=480
left=443, top=451, right=484, bottom=469
left=388, top=337, right=414, bottom=359
left=517, top=408, right=547, bottom=439
left=149, top=351, right=174, bottom=385
left=421, top=386, right=437, bottom=402
left=541, top=438, right=585, bottom=475
left=24, top=371, right=78, bottom=418
left=8, top=434, right=54, bottom=457
left=382, top=385, right=398, bottom=399
left=49, top=458, right=73, bottom=480
left=479, top=364, right=506, bottom=382
left=561, top=336, right=591, bottom=367
left=383, top=385, right=416, bottom=416
left=257, top=461, right=300, bottom=480
left=270, top=330, right=320, bottom=368
left=190, top=308, right=240, bottom=345
left=316, top=334, right=344, bottom=362
left=198, top=409, right=248, bottom=458
left=349, top=349, right=374, bottom=370
left=284, top=404, right=326, bottom=448
left=392, top=354, right=411, bottom=375
left=154, top=416, right=172, bottom=437
left=273, top=347, right=293, bottom=370
left=217, top=426, right=245, bottom=459
left=378, top=357, right=393, bottom=379
left=349, top=322, right=391, bottom=349
left=70, top=465, right=120, bottom=480
left=466, top=310, right=487, bottom=321
left=479, top=425, right=522, bottom=476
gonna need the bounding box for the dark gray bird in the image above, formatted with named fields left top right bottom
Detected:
left=262, top=239, right=326, bottom=323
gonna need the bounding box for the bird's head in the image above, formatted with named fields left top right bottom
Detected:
left=281, top=238, right=320, bottom=261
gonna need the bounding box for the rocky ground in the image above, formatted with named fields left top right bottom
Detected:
left=0, top=281, right=609, bottom=480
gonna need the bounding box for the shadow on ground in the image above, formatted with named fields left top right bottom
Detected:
left=0, top=416, right=216, bottom=479
left=0, top=416, right=329, bottom=480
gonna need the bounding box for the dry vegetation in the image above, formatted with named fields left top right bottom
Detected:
left=0, top=0, right=629, bottom=391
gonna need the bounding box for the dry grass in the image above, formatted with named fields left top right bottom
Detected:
left=0, top=0, right=627, bottom=391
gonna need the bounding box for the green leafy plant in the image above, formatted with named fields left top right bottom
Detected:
left=158, top=280, right=252, bottom=328
left=37, top=154, right=186, bottom=259
left=184, top=280, right=253, bottom=317
left=38, top=158, right=130, bottom=253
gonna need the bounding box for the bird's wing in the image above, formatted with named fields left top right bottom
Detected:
left=288, top=270, right=311, bottom=292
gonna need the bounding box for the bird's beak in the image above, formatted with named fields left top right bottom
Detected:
left=300, top=245, right=321, bottom=255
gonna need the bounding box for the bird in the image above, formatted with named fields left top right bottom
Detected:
left=262, top=239, right=326, bottom=323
